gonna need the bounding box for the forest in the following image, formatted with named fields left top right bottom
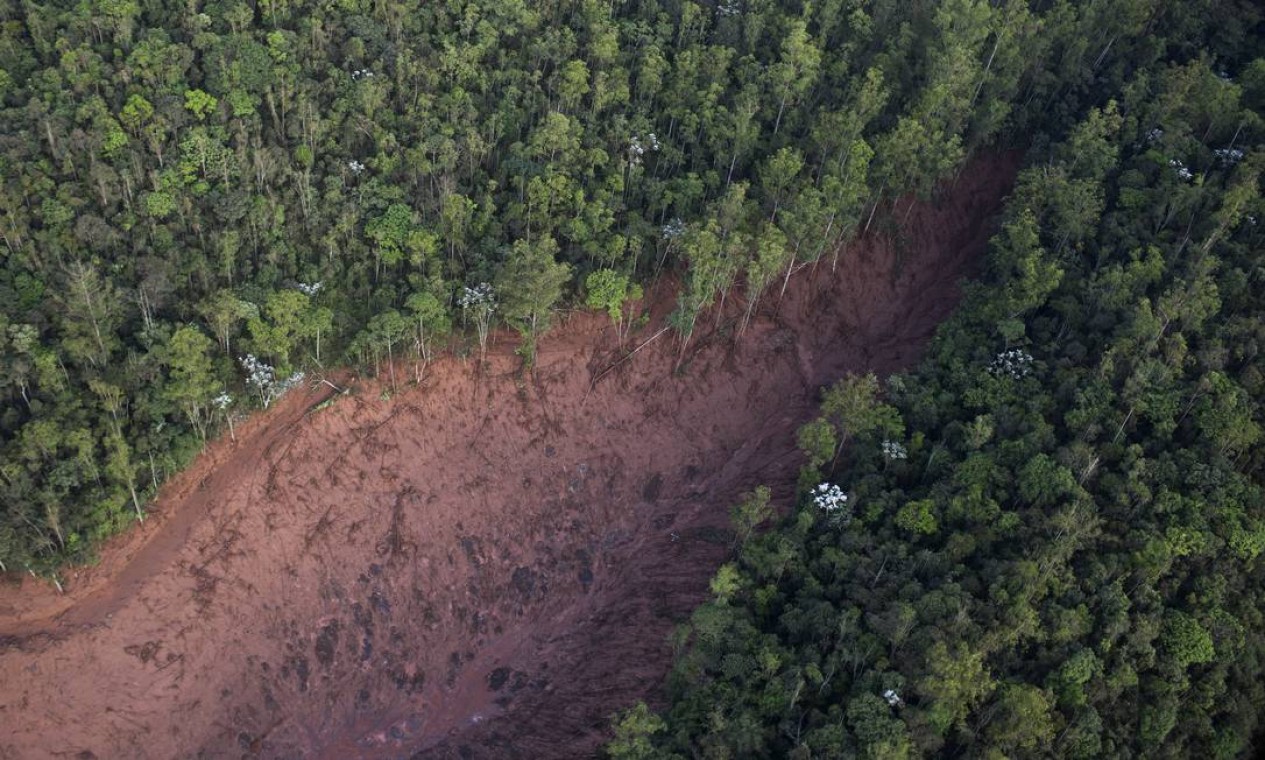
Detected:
left=0, top=0, right=1146, bottom=570
left=603, top=4, right=1265, bottom=760
left=0, top=0, right=1262, bottom=755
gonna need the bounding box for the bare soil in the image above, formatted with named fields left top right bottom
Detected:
left=0, top=154, right=1018, bottom=760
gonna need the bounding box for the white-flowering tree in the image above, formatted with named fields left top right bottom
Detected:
left=240, top=354, right=275, bottom=407
left=214, top=392, right=235, bottom=441
left=989, top=348, right=1033, bottom=379
left=459, top=282, right=497, bottom=358
left=813, top=482, right=851, bottom=526
left=239, top=355, right=304, bottom=408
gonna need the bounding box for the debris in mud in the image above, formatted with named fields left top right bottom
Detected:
left=392, top=666, right=426, bottom=694
left=459, top=536, right=483, bottom=567
left=511, top=567, right=541, bottom=600
left=577, top=549, right=595, bottom=590
left=123, top=640, right=162, bottom=664
left=280, top=652, right=311, bottom=694
left=642, top=473, right=664, bottom=502
left=315, top=620, right=340, bottom=667
left=488, top=667, right=511, bottom=691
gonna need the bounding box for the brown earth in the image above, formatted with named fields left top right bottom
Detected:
left=0, top=153, right=1018, bottom=760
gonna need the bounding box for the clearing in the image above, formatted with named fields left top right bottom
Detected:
left=0, top=153, right=1017, bottom=759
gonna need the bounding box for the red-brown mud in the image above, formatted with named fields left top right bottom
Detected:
left=0, top=154, right=1018, bottom=760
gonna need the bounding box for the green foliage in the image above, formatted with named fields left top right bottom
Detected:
left=638, top=29, right=1265, bottom=760
left=847, top=693, right=914, bottom=759
left=894, top=499, right=937, bottom=536
left=1162, top=610, right=1216, bottom=669
left=796, top=418, right=836, bottom=471
left=165, top=326, right=217, bottom=438
left=404, top=290, right=451, bottom=363
left=984, top=683, right=1056, bottom=754
left=496, top=236, right=572, bottom=355
left=248, top=290, right=313, bottom=371
left=607, top=702, right=671, bottom=760
left=183, top=88, right=217, bottom=120
left=730, top=486, right=772, bottom=548
left=809, top=373, right=905, bottom=469
left=709, top=563, right=742, bottom=605
left=922, top=641, right=996, bottom=734
left=0, top=26, right=1261, bottom=760
left=585, top=268, right=642, bottom=343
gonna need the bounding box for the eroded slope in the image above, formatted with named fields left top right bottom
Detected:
left=0, top=154, right=1017, bottom=760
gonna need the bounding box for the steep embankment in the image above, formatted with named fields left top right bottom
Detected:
left=0, top=154, right=1017, bottom=760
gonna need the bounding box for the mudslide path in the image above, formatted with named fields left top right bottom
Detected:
left=0, top=153, right=1018, bottom=759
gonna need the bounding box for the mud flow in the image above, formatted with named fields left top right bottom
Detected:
left=0, top=154, right=1018, bottom=759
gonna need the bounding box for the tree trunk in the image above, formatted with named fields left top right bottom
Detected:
left=773, top=95, right=787, bottom=135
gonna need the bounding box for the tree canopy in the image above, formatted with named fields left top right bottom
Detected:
left=627, top=23, right=1265, bottom=758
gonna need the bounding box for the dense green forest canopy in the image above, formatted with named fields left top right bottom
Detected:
left=3, top=0, right=1198, bottom=571
left=602, top=4, right=1265, bottom=760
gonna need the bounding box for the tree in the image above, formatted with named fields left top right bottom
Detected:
left=895, top=499, right=938, bottom=535
left=987, top=209, right=1064, bottom=322
left=308, top=304, right=334, bottom=365
left=671, top=219, right=726, bottom=364
left=183, top=88, right=218, bottom=120
left=758, top=147, right=804, bottom=222
left=359, top=310, right=411, bottom=393
left=798, top=414, right=837, bottom=465
left=741, top=224, right=789, bottom=334
left=1194, top=372, right=1261, bottom=457
left=495, top=236, right=572, bottom=361
left=60, top=260, right=120, bottom=368
left=165, top=326, right=218, bottom=440
left=709, top=563, right=742, bottom=605
left=103, top=427, right=144, bottom=522
left=198, top=290, right=255, bottom=357
left=819, top=374, right=904, bottom=465
left=608, top=702, right=670, bottom=760
left=556, top=59, right=590, bottom=112
left=847, top=693, right=915, bottom=760
left=248, top=290, right=312, bottom=370
left=585, top=269, right=643, bottom=346
left=366, top=203, right=437, bottom=281
left=440, top=193, right=477, bottom=266
left=920, top=641, right=996, bottom=734
left=1162, top=610, right=1215, bottom=669
left=459, top=283, right=497, bottom=359
left=984, top=684, right=1057, bottom=754
left=767, top=17, right=821, bottom=135
left=730, top=486, right=772, bottom=549
left=404, top=290, right=451, bottom=379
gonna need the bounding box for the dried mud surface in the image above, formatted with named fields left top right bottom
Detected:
left=0, top=154, right=1018, bottom=760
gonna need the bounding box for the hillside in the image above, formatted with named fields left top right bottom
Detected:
left=1, top=158, right=1014, bottom=757
left=1, top=0, right=1262, bottom=758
